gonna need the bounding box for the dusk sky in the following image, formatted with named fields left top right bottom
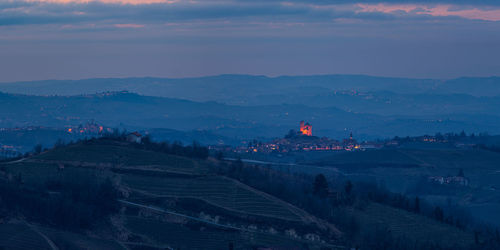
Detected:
left=1, top=0, right=500, bottom=82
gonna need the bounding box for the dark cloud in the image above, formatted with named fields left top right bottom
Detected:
left=237, top=0, right=500, bottom=5
left=1, top=0, right=497, bottom=27
left=0, top=1, right=373, bottom=26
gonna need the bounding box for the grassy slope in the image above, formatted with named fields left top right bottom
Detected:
left=124, top=215, right=321, bottom=250
left=347, top=202, right=474, bottom=248
left=34, top=142, right=208, bottom=175
left=0, top=222, right=52, bottom=250
left=2, top=142, right=336, bottom=248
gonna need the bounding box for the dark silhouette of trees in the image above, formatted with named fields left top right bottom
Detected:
left=33, top=144, right=43, bottom=155
left=216, top=151, right=224, bottom=161
left=345, top=180, right=353, bottom=195
left=434, top=206, right=444, bottom=222
left=285, top=129, right=297, bottom=139
left=414, top=196, right=420, bottom=213
left=89, top=132, right=210, bottom=159
left=0, top=174, right=120, bottom=231
left=313, top=174, right=328, bottom=198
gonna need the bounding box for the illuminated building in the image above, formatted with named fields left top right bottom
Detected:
left=299, top=121, right=312, bottom=136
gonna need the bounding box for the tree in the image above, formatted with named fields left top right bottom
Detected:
left=216, top=151, right=224, bottom=161
left=33, top=144, right=43, bottom=155
left=141, top=135, right=152, bottom=145
left=414, top=196, right=420, bottom=213
left=313, top=174, right=329, bottom=198
left=54, top=139, right=65, bottom=148
left=434, top=206, right=444, bottom=222
left=460, top=130, right=466, bottom=137
left=345, top=180, right=353, bottom=195
left=285, top=129, right=297, bottom=139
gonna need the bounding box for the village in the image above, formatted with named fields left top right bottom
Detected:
left=210, top=120, right=487, bottom=155
left=211, top=121, right=383, bottom=154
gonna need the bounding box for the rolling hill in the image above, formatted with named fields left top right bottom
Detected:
left=1, top=91, right=499, bottom=142
left=0, top=138, right=482, bottom=249
left=0, top=139, right=343, bottom=249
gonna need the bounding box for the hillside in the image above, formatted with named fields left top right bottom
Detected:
left=0, top=138, right=486, bottom=248
left=309, top=148, right=500, bottom=227
left=0, top=139, right=344, bottom=249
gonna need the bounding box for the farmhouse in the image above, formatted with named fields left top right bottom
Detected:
left=126, top=132, right=142, bottom=143
left=428, top=175, right=469, bottom=186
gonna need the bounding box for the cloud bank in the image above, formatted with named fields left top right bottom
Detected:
left=1, top=0, right=500, bottom=28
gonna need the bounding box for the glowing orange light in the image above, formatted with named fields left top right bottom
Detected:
left=299, top=121, right=312, bottom=136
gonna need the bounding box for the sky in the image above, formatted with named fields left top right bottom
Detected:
left=1, top=0, right=500, bottom=82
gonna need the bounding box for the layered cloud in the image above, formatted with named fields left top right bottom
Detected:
left=357, top=3, right=500, bottom=21
left=1, top=0, right=500, bottom=28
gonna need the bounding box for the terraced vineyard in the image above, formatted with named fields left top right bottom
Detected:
left=125, top=216, right=309, bottom=250
left=122, top=174, right=306, bottom=222
left=348, top=202, right=474, bottom=248
left=0, top=223, right=52, bottom=250
left=38, top=226, right=124, bottom=250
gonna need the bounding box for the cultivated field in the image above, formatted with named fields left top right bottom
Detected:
left=0, top=222, right=52, bottom=250
left=124, top=215, right=317, bottom=250
left=346, top=202, right=475, bottom=248
left=122, top=174, right=307, bottom=222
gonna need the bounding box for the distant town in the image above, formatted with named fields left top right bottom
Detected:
left=1, top=120, right=498, bottom=159
left=209, top=120, right=491, bottom=155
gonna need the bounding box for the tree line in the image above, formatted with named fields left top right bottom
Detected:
left=0, top=171, right=120, bottom=231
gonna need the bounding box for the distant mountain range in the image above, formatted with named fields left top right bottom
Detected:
left=1, top=75, right=499, bottom=97
left=1, top=75, right=499, bottom=116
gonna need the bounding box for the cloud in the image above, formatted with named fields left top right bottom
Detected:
left=26, top=0, right=178, bottom=4
left=114, top=23, right=144, bottom=28
left=356, top=3, right=500, bottom=21
left=0, top=0, right=499, bottom=29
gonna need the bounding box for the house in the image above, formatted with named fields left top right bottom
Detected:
left=428, top=175, right=469, bottom=186
left=127, top=132, right=142, bottom=143
left=445, top=176, right=469, bottom=186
